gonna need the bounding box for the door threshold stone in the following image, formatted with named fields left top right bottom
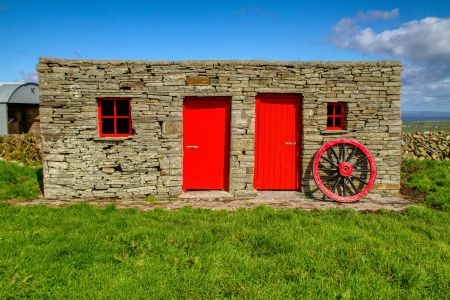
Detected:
left=179, top=191, right=234, bottom=201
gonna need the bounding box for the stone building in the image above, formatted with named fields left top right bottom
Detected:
left=38, top=58, right=402, bottom=200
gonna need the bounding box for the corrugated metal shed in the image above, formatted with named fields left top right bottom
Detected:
left=0, top=82, right=39, bottom=104
left=0, top=82, right=39, bottom=135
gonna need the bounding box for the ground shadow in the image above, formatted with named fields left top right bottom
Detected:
left=302, top=156, right=332, bottom=202
left=36, top=166, right=44, bottom=194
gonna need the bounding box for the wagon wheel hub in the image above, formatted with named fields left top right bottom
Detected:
left=338, top=162, right=353, bottom=177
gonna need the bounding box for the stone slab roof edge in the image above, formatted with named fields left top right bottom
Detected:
left=39, top=57, right=402, bottom=67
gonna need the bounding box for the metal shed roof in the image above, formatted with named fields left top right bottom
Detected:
left=0, top=82, right=39, bottom=104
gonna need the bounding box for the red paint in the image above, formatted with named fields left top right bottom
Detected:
left=326, top=102, right=345, bottom=130
left=182, top=97, right=231, bottom=191
left=338, top=162, right=353, bottom=177
left=254, top=94, right=301, bottom=190
left=97, top=98, right=132, bottom=137
left=313, top=138, right=376, bottom=202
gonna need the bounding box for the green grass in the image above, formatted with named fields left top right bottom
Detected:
left=402, top=120, right=450, bottom=132
left=144, top=195, right=159, bottom=202
left=0, top=161, right=42, bottom=200
left=402, top=160, right=450, bottom=211
left=0, top=204, right=449, bottom=299
left=0, top=160, right=449, bottom=297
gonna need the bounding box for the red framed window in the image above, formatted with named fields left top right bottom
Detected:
left=326, top=102, right=345, bottom=130
left=98, top=98, right=132, bottom=137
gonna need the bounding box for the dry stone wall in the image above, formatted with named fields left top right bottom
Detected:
left=38, top=58, right=402, bottom=200
left=403, top=131, right=450, bottom=160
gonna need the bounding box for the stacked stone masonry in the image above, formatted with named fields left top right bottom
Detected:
left=38, top=58, right=402, bottom=200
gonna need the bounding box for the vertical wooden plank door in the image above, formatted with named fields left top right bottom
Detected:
left=182, top=97, right=231, bottom=191
left=254, top=94, right=301, bottom=190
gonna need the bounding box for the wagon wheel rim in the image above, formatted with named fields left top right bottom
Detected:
left=313, top=138, right=376, bottom=202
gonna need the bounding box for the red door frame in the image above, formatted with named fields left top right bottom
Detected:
left=254, top=93, right=302, bottom=190
left=182, top=96, right=231, bottom=192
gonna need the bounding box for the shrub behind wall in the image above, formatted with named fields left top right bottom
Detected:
left=0, top=134, right=42, bottom=164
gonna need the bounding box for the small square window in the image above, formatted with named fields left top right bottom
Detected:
left=326, top=102, right=345, bottom=130
left=98, top=98, right=132, bottom=137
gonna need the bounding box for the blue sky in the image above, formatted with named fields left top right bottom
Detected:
left=0, top=0, right=449, bottom=111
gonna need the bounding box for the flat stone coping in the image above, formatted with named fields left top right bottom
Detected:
left=39, top=57, right=402, bottom=67
left=8, top=193, right=413, bottom=212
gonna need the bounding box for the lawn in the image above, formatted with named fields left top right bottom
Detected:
left=0, top=204, right=449, bottom=299
left=0, top=161, right=42, bottom=201
left=0, top=160, right=449, bottom=298
left=402, top=159, right=450, bottom=211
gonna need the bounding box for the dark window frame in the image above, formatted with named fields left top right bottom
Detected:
left=97, top=98, right=132, bottom=137
left=326, top=102, right=345, bottom=130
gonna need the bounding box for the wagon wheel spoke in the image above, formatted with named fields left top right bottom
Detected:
left=341, top=143, right=345, bottom=162
left=354, top=156, right=368, bottom=166
left=346, top=145, right=357, bottom=162
left=342, top=177, right=346, bottom=196
left=347, top=177, right=359, bottom=194
left=318, top=167, right=337, bottom=171
left=354, top=168, right=370, bottom=172
left=329, top=147, right=340, bottom=163
left=351, top=174, right=368, bottom=185
left=320, top=155, right=338, bottom=168
left=324, top=172, right=338, bottom=182
left=331, top=177, right=341, bottom=193
left=318, top=163, right=337, bottom=172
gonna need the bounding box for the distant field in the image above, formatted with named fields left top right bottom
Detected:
left=402, top=120, right=450, bottom=132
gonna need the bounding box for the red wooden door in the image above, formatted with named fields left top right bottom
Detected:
left=254, top=94, right=301, bottom=190
left=183, top=97, right=230, bottom=191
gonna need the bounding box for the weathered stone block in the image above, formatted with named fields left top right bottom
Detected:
left=162, top=121, right=181, bottom=136
left=185, top=76, right=209, bottom=85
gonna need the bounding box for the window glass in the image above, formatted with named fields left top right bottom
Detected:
left=102, top=118, right=114, bottom=134
left=116, top=100, right=129, bottom=116
left=101, top=100, right=114, bottom=116
left=335, top=104, right=342, bottom=115
left=327, top=117, right=333, bottom=128
left=116, top=118, right=130, bottom=134
left=327, top=104, right=333, bottom=115
left=335, top=117, right=342, bottom=128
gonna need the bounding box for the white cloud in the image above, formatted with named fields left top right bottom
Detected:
left=333, top=9, right=399, bottom=39
left=20, top=71, right=38, bottom=83
left=333, top=17, right=450, bottom=65
left=331, top=10, right=450, bottom=111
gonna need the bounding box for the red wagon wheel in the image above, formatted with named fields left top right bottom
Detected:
left=313, top=138, right=376, bottom=202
